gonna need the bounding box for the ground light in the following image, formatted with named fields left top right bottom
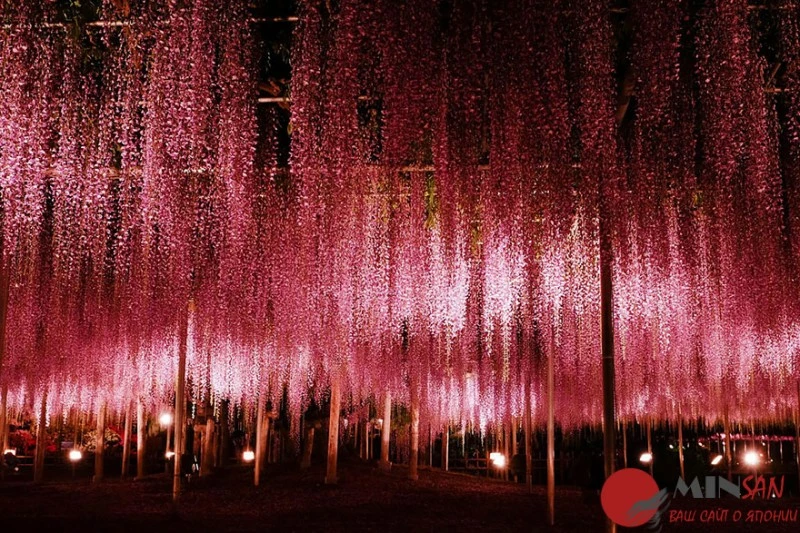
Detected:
left=489, top=452, right=506, bottom=468
left=744, top=451, right=760, bottom=467
left=711, top=454, right=723, bottom=466
left=68, top=449, right=82, bottom=477
left=3, top=449, right=16, bottom=456
left=159, top=413, right=173, bottom=426
left=165, top=451, right=175, bottom=459
left=639, top=452, right=653, bottom=464
left=243, top=450, right=255, bottom=462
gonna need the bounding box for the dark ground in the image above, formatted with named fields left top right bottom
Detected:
left=0, top=459, right=798, bottom=532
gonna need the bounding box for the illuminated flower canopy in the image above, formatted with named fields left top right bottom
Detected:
left=0, top=0, right=798, bottom=431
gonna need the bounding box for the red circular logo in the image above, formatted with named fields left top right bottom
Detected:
left=601, top=468, right=660, bottom=527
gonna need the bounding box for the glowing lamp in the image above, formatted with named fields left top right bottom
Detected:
left=489, top=452, right=506, bottom=468
left=68, top=449, right=83, bottom=462
left=639, top=452, right=653, bottom=464
left=744, top=451, right=760, bottom=467
left=243, top=450, right=255, bottom=462
left=165, top=451, right=175, bottom=459
left=159, top=413, right=173, bottom=426
left=711, top=455, right=723, bottom=466
left=3, top=449, right=16, bottom=456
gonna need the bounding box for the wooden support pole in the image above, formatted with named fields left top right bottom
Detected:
left=34, top=394, right=47, bottom=483
left=409, top=382, right=420, bottom=481
left=511, top=419, right=517, bottom=480
left=301, top=424, right=315, bottom=469
left=0, top=385, right=7, bottom=460
left=0, top=257, right=9, bottom=466
left=547, top=335, right=556, bottom=526
left=201, top=413, right=214, bottom=476
left=94, top=403, right=106, bottom=483
left=325, top=373, right=341, bottom=485
left=724, top=410, right=732, bottom=482
left=503, top=423, right=509, bottom=481
left=165, top=421, right=172, bottom=474
left=524, top=375, right=533, bottom=492
left=173, top=302, right=190, bottom=502
left=428, top=423, right=433, bottom=467
left=795, top=383, right=800, bottom=490
left=379, top=391, right=391, bottom=471
left=136, top=400, right=146, bottom=479
left=219, top=401, right=230, bottom=467
left=677, top=411, right=685, bottom=480
left=646, top=418, right=653, bottom=476
left=600, top=191, right=616, bottom=533
left=121, top=401, right=132, bottom=478
left=622, top=419, right=627, bottom=469
left=255, top=399, right=268, bottom=486
left=443, top=425, right=449, bottom=471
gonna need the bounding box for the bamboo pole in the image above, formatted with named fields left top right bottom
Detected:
left=325, top=373, right=341, bottom=485
left=121, top=401, right=132, bottom=477
left=380, top=391, right=391, bottom=471
left=33, top=394, right=47, bottom=483
left=547, top=333, right=556, bottom=526
left=409, top=381, right=420, bottom=481
left=136, top=400, right=146, bottom=479
left=173, top=301, right=190, bottom=501
left=94, top=403, right=106, bottom=483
